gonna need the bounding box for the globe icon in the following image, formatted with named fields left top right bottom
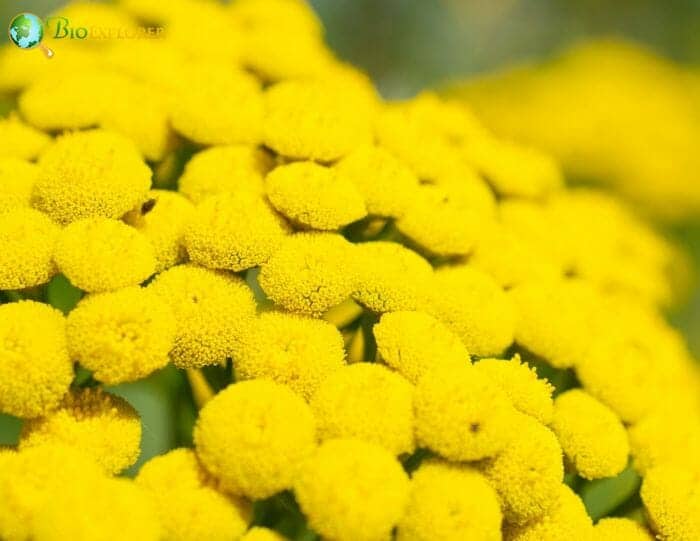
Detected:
left=8, top=13, right=44, bottom=50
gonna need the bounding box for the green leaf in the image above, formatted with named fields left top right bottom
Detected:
left=46, top=274, right=83, bottom=314
left=579, top=463, right=641, bottom=521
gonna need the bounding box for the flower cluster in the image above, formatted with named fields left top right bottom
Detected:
left=0, top=1, right=698, bottom=540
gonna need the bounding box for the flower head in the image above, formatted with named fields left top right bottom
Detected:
left=20, top=387, right=142, bottom=475
left=397, top=460, right=502, bottom=541
left=54, top=217, right=156, bottom=292
left=32, top=130, right=151, bottom=225
left=0, top=208, right=59, bottom=290
left=0, top=114, right=50, bottom=160
left=194, top=379, right=316, bottom=499
left=265, top=161, right=366, bottom=230
left=594, top=518, right=654, bottom=541
left=66, top=286, right=175, bottom=384
left=233, top=310, right=346, bottom=400
left=293, top=438, right=410, bottom=541
left=148, top=264, right=256, bottom=368
left=310, top=363, right=415, bottom=455
left=0, top=301, right=72, bottom=418
left=0, top=158, right=39, bottom=214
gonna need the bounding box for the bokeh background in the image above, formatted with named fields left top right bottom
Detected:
left=2, top=0, right=700, bottom=484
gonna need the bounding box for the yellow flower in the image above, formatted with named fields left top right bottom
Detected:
left=373, top=310, right=469, bottom=384
left=395, top=174, right=496, bottom=257
left=594, top=518, right=654, bottom=541
left=258, top=232, right=358, bottom=316
left=54, top=217, right=156, bottom=293
left=32, top=130, right=151, bottom=225
left=137, top=448, right=251, bottom=541
left=233, top=310, right=346, bottom=400
left=0, top=208, right=59, bottom=290
left=33, top=476, right=161, bottom=541
left=641, top=464, right=700, bottom=541
left=334, top=144, right=420, bottom=218
left=0, top=158, right=39, bottom=214
left=550, top=389, right=629, bottom=480
left=20, top=387, right=142, bottom=475
left=0, top=301, right=72, bottom=418
left=508, top=277, right=599, bottom=368
left=194, top=379, right=316, bottom=499
left=148, top=264, right=256, bottom=368
left=479, top=411, right=563, bottom=525
left=474, top=354, right=554, bottom=424
left=124, top=190, right=196, bottom=273
left=170, top=63, right=263, bottom=145
left=178, top=145, right=273, bottom=204
left=396, top=460, right=502, bottom=541
left=263, top=79, right=373, bottom=161
left=353, top=241, right=434, bottom=313
left=505, top=484, right=594, bottom=541
left=0, top=443, right=105, bottom=541
left=66, top=286, right=176, bottom=384
left=414, top=364, right=513, bottom=461
left=184, top=191, right=290, bottom=272
left=265, top=161, right=366, bottom=230
left=0, top=114, right=50, bottom=160
left=426, top=265, right=515, bottom=357
left=310, top=363, right=415, bottom=455
left=294, top=438, right=410, bottom=541
left=462, top=136, right=563, bottom=198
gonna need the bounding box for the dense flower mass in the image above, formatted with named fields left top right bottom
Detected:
left=0, top=0, right=698, bottom=539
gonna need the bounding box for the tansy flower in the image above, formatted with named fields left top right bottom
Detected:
left=184, top=191, right=290, bottom=272
left=396, top=460, right=502, bottom=541
left=178, top=145, right=273, bottom=203
left=293, top=438, right=410, bottom=541
left=0, top=208, right=59, bottom=290
left=137, top=448, right=251, bottom=541
left=263, top=79, right=373, bottom=161
left=373, top=310, right=469, bottom=384
left=240, top=527, right=287, bottom=541
left=414, top=364, right=514, bottom=461
left=310, top=363, right=415, bottom=455
left=641, top=464, right=700, bottom=541
left=479, top=411, right=564, bottom=525
left=0, top=114, right=50, bottom=160
left=462, top=136, right=563, bottom=198
left=352, top=241, right=434, bottom=313
left=18, top=70, right=131, bottom=131
left=395, top=175, right=495, bottom=257
left=0, top=158, right=39, bottom=214
left=124, top=190, right=196, bottom=273
left=550, top=389, right=629, bottom=480
left=426, top=265, right=515, bottom=357
left=194, top=379, right=316, bottom=499
left=148, top=264, right=256, bottom=368
left=508, top=277, right=599, bottom=368
left=19, top=388, right=142, bottom=475
left=232, top=310, right=346, bottom=400
left=265, top=161, right=367, bottom=230
left=31, top=130, right=151, bottom=225
left=33, top=476, right=161, bottom=541
left=54, top=217, right=157, bottom=293
left=170, top=63, right=263, bottom=145
left=594, top=518, right=654, bottom=541
left=0, top=443, right=105, bottom=541
left=0, top=301, right=72, bottom=418
left=505, top=484, right=594, bottom=541
left=258, top=232, right=358, bottom=316
left=474, top=355, right=555, bottom=424
left=66, top=286, right=176, bottom=384
left=334, top=144, right=421, bottom=218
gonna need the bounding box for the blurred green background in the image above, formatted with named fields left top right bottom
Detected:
left=1, top=2, right=700, bottom=518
